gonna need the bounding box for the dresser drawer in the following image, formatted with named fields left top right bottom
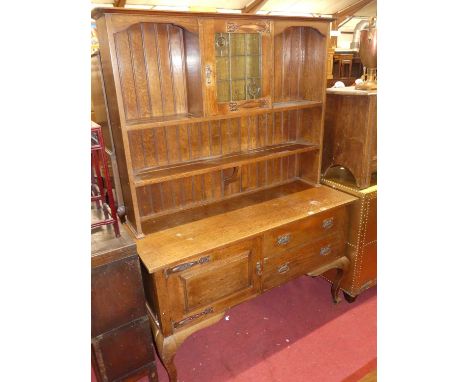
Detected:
left=262, top=233, right=345, bottom=291
left=263, top=207, right=347, bottom=256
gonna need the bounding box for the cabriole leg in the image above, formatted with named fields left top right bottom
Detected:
left=331, top=267, right=344, bottom=304
left=159, top=344, right=178, bottom=382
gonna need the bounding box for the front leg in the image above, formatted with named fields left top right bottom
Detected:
left=159, top=339, right=178, bottom=382
left=331, top=256, right=349, bottom=304
left=331, top=267, right=344, bottom=304
left=307, top=256, right=349, bottom=304
left=146, top=308, right=179, bottom=382
left=147, top=306, right=226, bottom=382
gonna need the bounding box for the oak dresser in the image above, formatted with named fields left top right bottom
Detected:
left=92, top=8, right=358, bottom=381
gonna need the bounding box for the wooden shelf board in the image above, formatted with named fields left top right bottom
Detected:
left=272, top=100, right=322, bottom=110
left=141, top=180, right=312, bottom=233
left=134, top=142, right=319, bottom=187
left=139, top=177, right=299, bottom=223
left=126, top=113, right=199, bottom=128
left=137, top=181, right=357, bottom=273
left=125, top=101, right=322, bottom=132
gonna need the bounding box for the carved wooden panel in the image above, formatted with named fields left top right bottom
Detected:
left=226, top=21, right=271, bottom=34
left=164, top=239, right=261, bottom=327
left=181, top=250, right=251, bottom=311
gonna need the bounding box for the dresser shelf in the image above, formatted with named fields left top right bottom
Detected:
left=272, top=100, right=322, bottom=110
left=134, top=142, right=319, bottom=187
left=125, top=101, right=323, bottom=132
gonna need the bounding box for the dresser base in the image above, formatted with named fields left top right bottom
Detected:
left=147, top=255, right=349, bottom=382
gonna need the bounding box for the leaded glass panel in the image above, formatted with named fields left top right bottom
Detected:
left=215, top=32, right=262, bottom=103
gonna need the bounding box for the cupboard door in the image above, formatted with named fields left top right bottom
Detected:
left=164, top=238, right=262, bottom=330
left=200, top=18, right=273, bottom=116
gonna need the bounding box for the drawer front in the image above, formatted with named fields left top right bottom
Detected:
left=263, top=207, right=347, bottom=256
left=262, top=233, right=345, bottom=291
left=91, top=255, right=147, bottom=337
left=165, top=238, right=262, bottom=330
left=92, top=317, right=155, bottom=382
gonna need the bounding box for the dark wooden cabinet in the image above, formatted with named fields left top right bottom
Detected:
left=92, top=223, right=157, bottom=382
left=321, top=167, right=377, bottom=301
left=92, top=8, right=358, bottom=381
left=322, top=87, right=377, bottom=189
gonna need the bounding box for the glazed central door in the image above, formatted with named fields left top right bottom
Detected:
left=200, top=18, right=273, bottom=115
left=215, top=32, right=262, bottom=104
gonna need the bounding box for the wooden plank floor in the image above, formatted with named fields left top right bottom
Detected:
left=359, top=370, right=377, bottom=382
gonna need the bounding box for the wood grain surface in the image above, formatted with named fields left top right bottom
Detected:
left=137, top=182, right=355, bottom=272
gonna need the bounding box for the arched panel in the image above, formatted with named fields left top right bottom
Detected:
left=114, top=22, right=202, bottom=122
left=274, top=26, right=326, bottom=103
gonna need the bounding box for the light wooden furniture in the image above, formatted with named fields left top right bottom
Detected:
left=321, top=167, right=377, bottom=302
left=93, top=8, right=357, bottom=381
left=91, top=211, right=157, bottom=382
left=334, top=53, right=353, bottom=78
left=322, top=86, right=377, bottom=189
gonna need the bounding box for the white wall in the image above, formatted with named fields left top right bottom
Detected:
left=337, top=33, right=353, bottom=49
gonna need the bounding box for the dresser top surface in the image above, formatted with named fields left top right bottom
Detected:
left=326, top=86, right=377, bottom=96
left=91, top=207, right=135, bottom=267
left=92, top=7, right=334, bottom=23
left=322, top=167, right=377, bottom=196
left=137, top=182, right=356, bottom=273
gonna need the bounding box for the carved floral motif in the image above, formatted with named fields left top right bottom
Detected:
left=226, top=21, right=271, bottom=34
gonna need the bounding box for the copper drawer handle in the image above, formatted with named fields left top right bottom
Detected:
left=164, top=256, right=210, bottom=277
left=320, top=245, right=332, bottom=256
left=173, top=307, right=214, bottom=329
left=322, top=217, right=334, bottom=230
left=277, top=262, right=290, bottom=274
left=277, top=233, right=291, bottom=246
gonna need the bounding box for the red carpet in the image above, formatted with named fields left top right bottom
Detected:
left=93, top=276, right=376, bottom=382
